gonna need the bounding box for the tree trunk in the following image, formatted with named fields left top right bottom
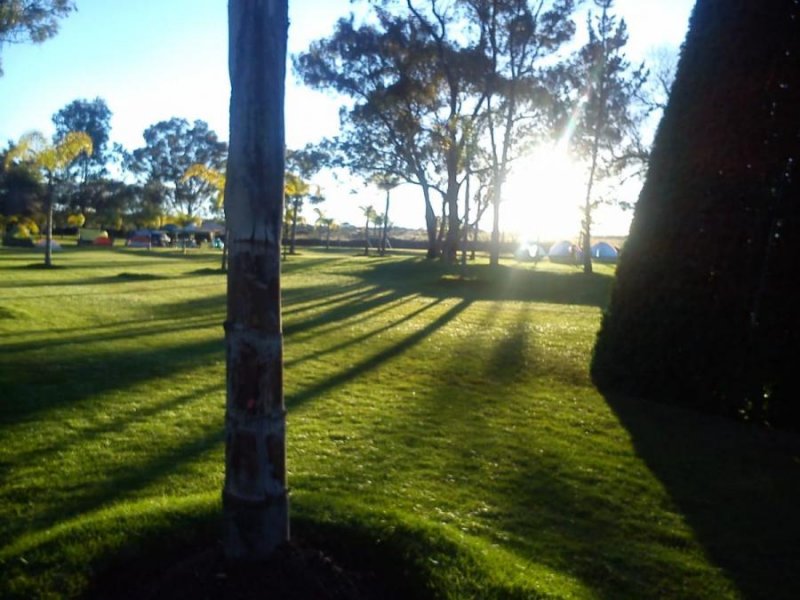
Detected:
left=380, top=188, right=390, bottom=256
left=489, top=192, right=500, bottom=266
left=44, top=180, right=54, bottom=268
left=422, top=183, right=438, bottom=259
left=223, top=0, right=289, bottom=561
left=582, top=135, right=601, bottom=275
left=461, top=165, right=470, bottom=269
left=442, top=143, right=460, bottom=263
left=289, top=198, right=299, bottom=254
left=364, top=216, right=370, bottom=256
left=221, top=227, right=228, bottom=271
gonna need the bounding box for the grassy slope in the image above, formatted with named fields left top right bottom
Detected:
left=0, top=246, right=798, bottom=599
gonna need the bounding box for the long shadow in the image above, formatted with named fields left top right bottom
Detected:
left=0, top=272, right=171, bottom=289
left=282, top=284, right=378, bottom=318
left=353, top=302, right=735, bottom=598
left=2, top=422, right=226, bottom=546
left=0, top=336, right=224, bottom=427
left=604, top=393, right=800, bottom=599
left=287, top=299, right=472, bottom=409
left=9, top=382, right=224, bottom=468
left=286, top=297, right=444, bottom=369
left=356, top=258, right=614, bottom=308
left=0, top=314, right=221, bottom=355
left=284, top=288, right=407, bottom=339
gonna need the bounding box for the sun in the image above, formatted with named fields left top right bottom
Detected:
left=502, top=147, right=587, bottom=243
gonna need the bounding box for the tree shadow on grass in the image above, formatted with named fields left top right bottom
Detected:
left=355, top=257, right=614, bottom=307
left=287, top=299, right=472, bottom=410
left=0, top=335, right=225, bottom=427
left=358, top=303, right=737, bottom=598
left=603, top=393, right=800, bottom=600
left=2, top=423, right=225, bottom=547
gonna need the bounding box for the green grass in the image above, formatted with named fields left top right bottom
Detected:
left=1, top=246, right=799, bottom=599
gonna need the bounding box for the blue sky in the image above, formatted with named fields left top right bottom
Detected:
left=0, top=0, right=695, bottom=236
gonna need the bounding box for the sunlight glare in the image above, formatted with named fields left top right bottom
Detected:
left=502, top=146, right=587, bottom=243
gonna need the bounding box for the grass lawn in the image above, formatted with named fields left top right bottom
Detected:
left=1, top=246, right=799, bottom=599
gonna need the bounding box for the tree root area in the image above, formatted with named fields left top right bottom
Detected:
left=88, top=538, right=398, bottom=600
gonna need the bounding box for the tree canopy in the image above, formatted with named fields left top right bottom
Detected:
left=0, top=0, right=75, bottom=74
left=52, top=97, right=113, bottom=181
left=130, top=118, right=227, bottom=218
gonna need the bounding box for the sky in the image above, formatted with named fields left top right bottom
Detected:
left=0, top=0, right=696, bottom=238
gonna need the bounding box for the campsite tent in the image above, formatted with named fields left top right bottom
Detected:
left=516, top=241, right=548, bottom=261
left=548, top=240, right=582, bottom=264
left=78, top=228, right=111, bottom=246
left=35, top=239, right=62, bottom=251
left=590, top=241, right=619, bottom=263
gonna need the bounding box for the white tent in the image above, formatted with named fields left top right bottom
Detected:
left=35, top=239, right=62, bottom=251
left=516, top=242, right=548, bottom=261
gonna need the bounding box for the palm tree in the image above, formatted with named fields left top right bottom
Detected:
left=374, top=176, right=399, bottom=256
left=224, top=0, right=289, bottom=560
left=284, top=172, right=309, bottom=255
left=5, top=131, right=92, bottom=267
left=360, top=204, right=377, bottom=256
left=313, top=207, right=337, bottom=249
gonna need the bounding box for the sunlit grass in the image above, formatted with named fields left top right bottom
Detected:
left=0, top=245, right=798, bottom=598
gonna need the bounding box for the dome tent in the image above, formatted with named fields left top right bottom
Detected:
left=590, top=241, right=619, bottom=263
left=516, top=241, right=547, bottom=261
left=548, top=240, right=582, bottom=264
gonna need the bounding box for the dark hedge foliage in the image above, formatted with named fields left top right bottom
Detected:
left=592, top=0, right=800, bottom=429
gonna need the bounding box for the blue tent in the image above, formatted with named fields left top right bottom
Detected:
left=548, top=240, right=582, bottom=264
left=590, top=241, right=619, bottom=263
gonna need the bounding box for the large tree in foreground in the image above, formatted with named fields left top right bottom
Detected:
left=0, top=0, right=74, bottom=75
left=223, top=0, right=289, bottom=559
left=592, top=0, right=800, bottom=429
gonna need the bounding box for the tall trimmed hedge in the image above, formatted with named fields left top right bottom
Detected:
left=591, top=0, right=800, bottom=428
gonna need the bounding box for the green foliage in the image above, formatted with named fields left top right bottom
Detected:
left=0, top=248, right=798, bottom=598
left=568, top=0, right=647, bottom=274
left=52, top=97, right=113, bottom=181
left=0, top=0, right=75, bottom=75
left=592, top=0, right=800, bottom=429
left=129, top=118, right=227, bottom=218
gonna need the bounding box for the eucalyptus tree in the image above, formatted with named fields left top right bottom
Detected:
left=130, top=118, right=227, bottom=218
left=224, top=0, right=289, bottom=559
left=295, top=11, right=446, bottom=258
left=466, top=0, right=577, bottom=266
left=400, top=0, right=494, bottom=263
left=0, top=0, right=74, bottom=75
left=52, top=98, right=112, bottom=182
left=569, top=0, right=646, bottom=274
left=4, top=131, right=92, bottom=266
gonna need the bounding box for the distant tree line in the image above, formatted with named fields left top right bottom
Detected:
left=0, top=98, right=326, bottom=248
left=295, top=0, right=652, bottom=266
